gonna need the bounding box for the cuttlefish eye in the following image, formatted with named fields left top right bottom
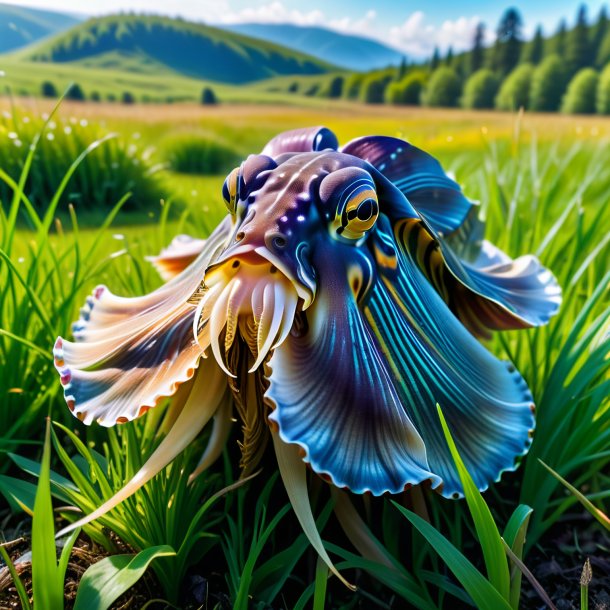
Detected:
left=222, top=167, right=241, bottom=215
left=320, top=167, right=379, bottom=242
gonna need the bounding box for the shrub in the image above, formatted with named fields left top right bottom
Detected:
left=66, top=83, right=85, bottom=101
left=495, top=63, right=534, bottom=110
left=529, top=55, right=568, bottom=111
left=561, top=68, right=599, bottom=114
left=41, top=81, right=57, bottom=98
left=596, top=63, right=610, bottom=114
left=305, top=84, right=320, bottom=97
left=421, top=67, right=461, bottom=107
left=344, top=73, right=365, bottom=99
left=122, top=91, right=136, bottom=104
left=90, top=90, right=101, bottom=102
left=360, top=75, right=388, bottom=104
left=162, top=133, right=241, bottom=175
left=0, top=111, right=163, bottom=213
left=327, top=75, right=344, bottom=98
left=461, top=69, right=500, bottom=109
left=288, top=81, right=299, bottom=93
left=385, top=71, right=426, bottom=105
left=201, top=86, right=218, bottom=105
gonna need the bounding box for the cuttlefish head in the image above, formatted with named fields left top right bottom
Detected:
left=197, top=149, right=389, bottom=377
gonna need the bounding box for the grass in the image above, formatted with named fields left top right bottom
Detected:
left=0, top=100, right=608, bottom=608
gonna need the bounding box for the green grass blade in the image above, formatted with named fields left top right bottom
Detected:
left=73, top=545, right=175, bottom=610
left=503, top=505, right=533, bottom=609
left=437, top=405, right=511, bottom=600
left=539, top=460, right=610, bottom=532
left=393, top=503, right=512, bottom=610
left=31, top=419, right=63, bottom=610
left=313, top=555, right=329, bottom=610
left=0, top=474, right=37, bottom=515
left=0, top=545, right=32, bottom=610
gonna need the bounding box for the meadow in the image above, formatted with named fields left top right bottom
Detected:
left=0, top=97, right=608, bottom=609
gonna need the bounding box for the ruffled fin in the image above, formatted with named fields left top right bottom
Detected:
left=146, top=234, right=208, bottom=281
left=362, top=245, right=536, bottom=497
left=396, top=218, right=562, bottom=339
left=262, top=127, right=339, bottom=157
left=267, top=265, right=439, bottom=496
left=342, top=135, right=474, bottom=235
left=54, top=218, right=232, bottom=426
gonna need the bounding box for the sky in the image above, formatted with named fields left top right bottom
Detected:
left=4, top=0, right=608, bottom=58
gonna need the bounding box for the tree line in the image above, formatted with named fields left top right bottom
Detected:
left=298, top=4, right=610, bottom=114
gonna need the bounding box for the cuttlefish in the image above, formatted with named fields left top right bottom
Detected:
left=54, top=127, right=561, bottom=583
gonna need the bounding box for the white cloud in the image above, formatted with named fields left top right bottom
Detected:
left=215, top=2, right=379, bottom=40
left=216, top=2, right=325, bottom=26
left=389, top=11, right=493, bottom=58
left=214, top=4, right=491, bottom=60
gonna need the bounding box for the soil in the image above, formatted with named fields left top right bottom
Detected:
left=1, top=507, right=609, bottom=609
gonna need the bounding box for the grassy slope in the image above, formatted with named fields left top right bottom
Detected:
left=9, top=14, right=335, bottom=84
left=0, top=57, right=339, bottom=105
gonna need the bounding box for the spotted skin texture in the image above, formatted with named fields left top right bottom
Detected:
left=54, top=126, right=561, bottom=498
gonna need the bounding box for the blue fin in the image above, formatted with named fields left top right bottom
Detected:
left=342, top=135, right=473, bottom=235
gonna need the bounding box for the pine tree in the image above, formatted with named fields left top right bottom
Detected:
left=430, top=47, right=441, bottom=71
left=524, top=25, right=544, bottom=64
left=445, top=46, right=454, bottom=66
left=492, top=8, right=524, bottom=75
left=566, top=4, right=591, bottom=75
left=397, top=56, right=408, bottom=80
left=554, top=19, right=568, bottom=57
left=470, top=22, right=486, bottom=75
left=591, top=6, right=609, bottom=66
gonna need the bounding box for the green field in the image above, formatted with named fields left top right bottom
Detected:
left=0, top=100, right=609, bottom=608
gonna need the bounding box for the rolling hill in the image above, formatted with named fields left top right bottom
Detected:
left=15, top=14, right=335, bottom=84
left=222, top=23, right=404, bottom=71
left=0, top=2, right=81, bottom=53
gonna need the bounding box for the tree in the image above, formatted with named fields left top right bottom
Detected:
left=445, top=46, right=454, bottom=66
left=90, top=91, right=101, bottom=102
left=201, top=86, right=217, bottom=105
left=360, top=75, right=388, bottom=104
left=397, top=56, right=408, bottom=80
left=561, top=68, right=598, bottom=113
left=495, top=63, right=534, bottom=110
left=597, top=29, right=610, bottom=67
left=596, top=63, right=610, bottom=113
left=122, top=91, right=135, bottom=104
left=461, top=69, right=499, bottom=109
left=421, top=67, right=461, bottom=107
left=470, top=22, right=486, bottom=75
left=430, top=46, right=441, bottom=71
left=327, top=76, right=344, bottom=98
left=41, top=81, right=57, bottom=98
left=385, top=71, right=426, bottom=105
left=530, top=54, right=568, bottom=111
left=344, top=73, right=365, bottom=99
left=66, top=83, right=85, bottom=101
left=523, top=25, right=544, bottom=64
left=492, top=8, right=524, bottom=75
left=591, top=6, right=609, bottom=66
left=566, top=5, right=591, bottom=75
left=553, top=19, right=568, bottom=57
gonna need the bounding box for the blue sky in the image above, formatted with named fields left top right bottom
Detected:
left=5, top=0, right=608, bottom=57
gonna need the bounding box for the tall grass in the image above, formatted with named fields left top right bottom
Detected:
left=0, top=109, right=608, bottom=608
left=0, top=108, right=165, bottom=213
